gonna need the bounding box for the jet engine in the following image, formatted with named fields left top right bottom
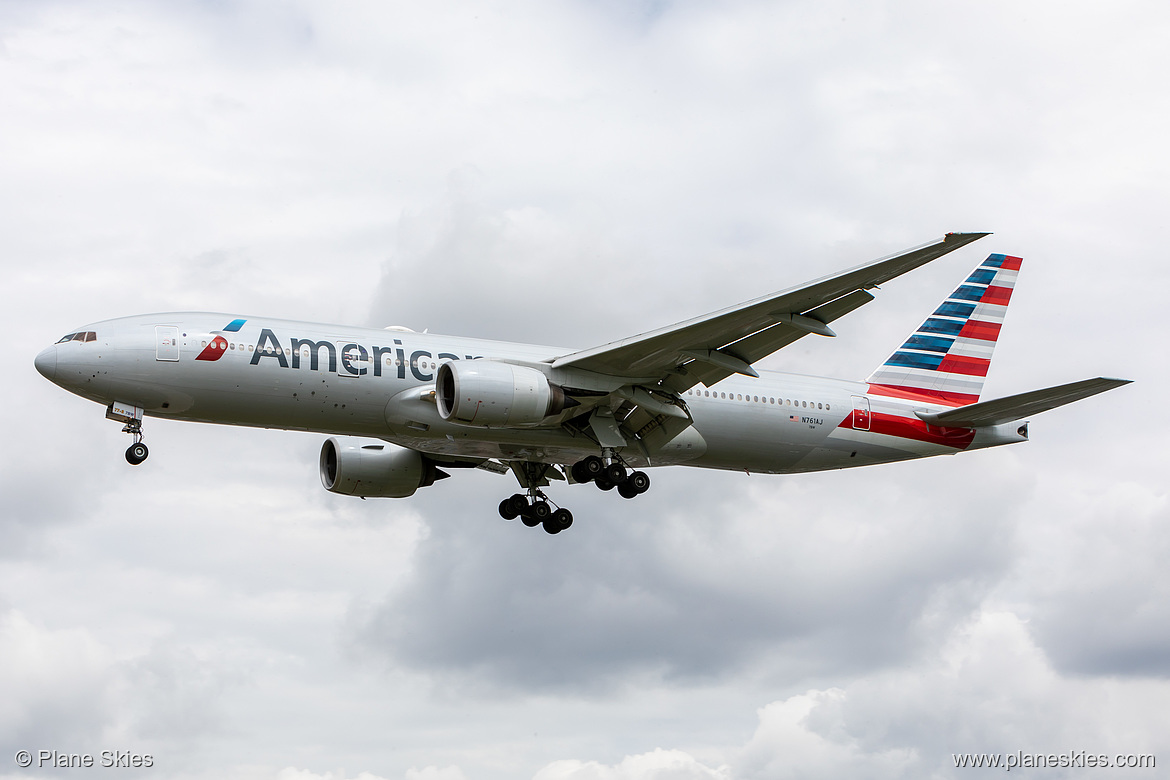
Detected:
left=435, top=360, right=568, bottom=426
left=319, top=437, right=443, bottom=498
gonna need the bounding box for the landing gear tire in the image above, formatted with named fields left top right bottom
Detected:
left=628, top=470, right=650, bottom=494
left=618, top=481, right=640, bottom=499
left=571, top=461, right=593, bottom=483
left=521, top=511, right=541, bottom=527
left=499, top=494, right=526, bottom=521
left=604, top=462, right=627, bottom=484
left=544, top=508, right=573, bottom=534
left=595, top=476, right=616, bottom=491
left=125, top=442, right=149, bottom=465
left=529, top=500, right=552, bottom=521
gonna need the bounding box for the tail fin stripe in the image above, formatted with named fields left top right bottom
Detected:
left=965, top=268, right=998, bottom=285
left=980, top=286, right=1013, bottom=305
left=921, top=318, right=966, bottom=336
left=951, top=285, right=989, bottom=302
left=869, top=384, right=981, bottom=406
left=937, top=355, right=991, bottom=377
left=971, top=303, right=1008, bottom=323
left=958, top=320, right=1001, bottom=341
left=886, top=352, right=945, bottom=370
left=903, top=334, right=955, bottom=353
left=934, top=301, right=977, bottom=319
left=948, top=338, right=995, bottom=359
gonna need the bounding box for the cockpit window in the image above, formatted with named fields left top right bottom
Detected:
left=55, top=331, right=97, bottom=343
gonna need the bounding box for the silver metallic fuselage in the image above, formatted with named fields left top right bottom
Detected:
left=34, top=312, right=1024, bottom=475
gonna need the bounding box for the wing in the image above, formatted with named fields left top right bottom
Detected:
left=551, top=232, right=989, bottom=390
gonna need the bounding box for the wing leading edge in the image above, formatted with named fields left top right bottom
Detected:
left=551, top=232, right=990, bottom=389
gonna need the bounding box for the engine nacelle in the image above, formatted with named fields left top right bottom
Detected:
left=435, top=360, right=567, bottom=426
left=319, top=437, right=440, bottom=498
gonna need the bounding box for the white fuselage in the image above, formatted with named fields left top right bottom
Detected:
left=34, top=312, right=1025, bottom=475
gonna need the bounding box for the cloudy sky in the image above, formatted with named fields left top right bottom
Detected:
left=3, top=1, right=1169, bottom=778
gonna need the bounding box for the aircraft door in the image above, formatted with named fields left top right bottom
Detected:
left=156, top=326, right=180, bottom=361
left=338, top=342, right=369, bottom=377
left=851, top=395, right=871, bottom=431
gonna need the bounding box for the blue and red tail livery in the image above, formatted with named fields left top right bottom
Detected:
left=867, top=254, right=1021, bottom=406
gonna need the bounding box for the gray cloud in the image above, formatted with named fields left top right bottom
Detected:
left=2, top=1, right=1168, bottom=778
left=346, top=458, right=1027, bottom=694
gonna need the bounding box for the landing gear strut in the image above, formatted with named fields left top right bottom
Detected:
left=496, top=453, right=650, bottom=535
left=122, top=419, right=149, bottom=465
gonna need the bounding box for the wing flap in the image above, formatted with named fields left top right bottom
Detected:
left=914, top=377, right=1132, bottom=427
left=662, top=288, right=877, bottom=392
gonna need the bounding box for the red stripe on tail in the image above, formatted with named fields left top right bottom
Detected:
left=938, top=354, right=991, bottom=377
left=980, top=285, right=1013, bottom=305
left=958, top=319, right=1002, bottom=342
left=867, top=384, right=980, bottom=407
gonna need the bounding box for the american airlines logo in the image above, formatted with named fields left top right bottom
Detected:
left=195, top=319, right=247, bottom=361
left=245, top=327, right=480, bottom=382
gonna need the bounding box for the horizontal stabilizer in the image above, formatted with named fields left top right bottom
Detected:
left=914, top=377, right=1132, bottom=428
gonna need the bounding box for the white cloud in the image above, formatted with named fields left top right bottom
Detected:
left=731, top=611, right=1170, bottom=779
left=2, top=1, right=1168, bottom=778
left=0, top=609, right=115, bottom=754
left=535, top=749, right=729, bottom=780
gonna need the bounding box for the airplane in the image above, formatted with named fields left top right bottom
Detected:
left=33, top=232, right=1129, bottom=535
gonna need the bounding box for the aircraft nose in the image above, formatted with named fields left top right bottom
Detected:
left=34, top=345, right=57, bottom=381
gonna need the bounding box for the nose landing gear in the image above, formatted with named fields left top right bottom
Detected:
left=107, top=402, right=149, bottom=466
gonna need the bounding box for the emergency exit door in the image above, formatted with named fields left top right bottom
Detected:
left=851, top=395, right=871, bottom=431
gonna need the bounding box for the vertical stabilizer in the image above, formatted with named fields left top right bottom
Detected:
left=866, top=253, right=1022, bottom=406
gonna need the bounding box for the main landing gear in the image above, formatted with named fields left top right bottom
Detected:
left=570, top=455, right=651, bottom=499
left=498, top=491, right=574, bottom=535
left=495, top=454, right=651, bottom=536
